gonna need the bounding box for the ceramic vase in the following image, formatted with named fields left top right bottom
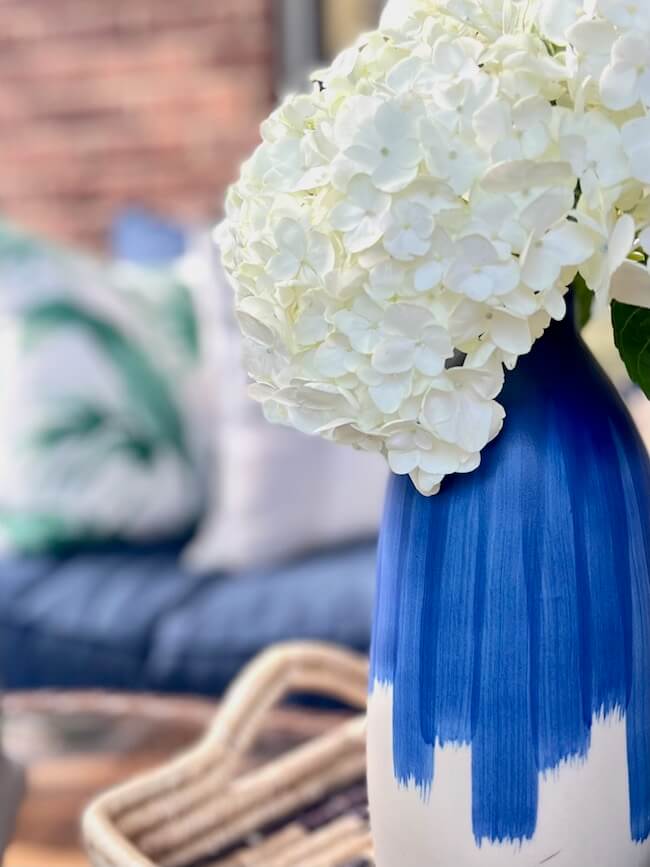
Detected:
left=368, top=313, right=650, bottom=867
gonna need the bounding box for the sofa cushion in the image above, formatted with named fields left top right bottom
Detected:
left=0, top=544, right=194, bottom=690
left=0, top=542, right=376, bottom=694
left=148, top=543, right=377, bottom=694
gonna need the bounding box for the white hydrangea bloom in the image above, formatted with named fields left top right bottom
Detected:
left=219, top=0, right=650, bottom=496
left=536, top=0, right=650, bottom=109
left=534, top=0, right=650, bottom=313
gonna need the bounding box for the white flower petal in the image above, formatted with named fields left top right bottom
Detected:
left=601, top=63, right=640, bottom=111
left=520, top=188, right=574, bottom=235
left=388, top=448, right=420, bottom=475
left=373, top=338, right=416, bottom=374
left=274, top=219, right=307, bottom=258
left=482, top=160, right=575, bottom=193
left=268, top=251, right=299, bottom=282
left=369, top=377, right=410, bottom=414
left=608, top=215, right=636, bottom=270
left=622, top=117, right=650, bottom=184
left=610, top=261, right=650, bottom=309
left=308, top=235, right=336, bottom=274
left=415, top=345, right=448, bottom=376
left=419, top=446, right=463, bottom=475
left=330, top=201, right=365, bottom=232
left=490, top=312, right=533, bottom=355
left=372, top=161, right=420, bottom=194
left=415, top=260, right=444, bottom=291
left=423, top=388, right=495, bottom=454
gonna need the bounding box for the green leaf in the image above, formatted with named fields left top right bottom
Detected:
left=612, top=301, right=650, bottom=398
left=22, top=300, right=190, bottom=462
left=163, top=280, right=200, bottom=358
left=0, top=511, right=104, bottom=553
left=32, top=396, right=170, bottom=470
left=107, top=434, right=157, bottom=464
left=32, top=401, right=108, bottom=449
left=573, top=274, right=593, bottom=330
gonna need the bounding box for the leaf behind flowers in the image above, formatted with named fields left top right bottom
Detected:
left=612, top=301, right=650, bottom=399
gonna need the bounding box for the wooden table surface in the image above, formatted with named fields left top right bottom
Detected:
left=2, top=692, right=348, bottom=867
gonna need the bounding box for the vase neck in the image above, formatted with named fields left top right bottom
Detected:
left=523, top=298, right=584, bottom=376
left=501, top=293, right=627, bottom=432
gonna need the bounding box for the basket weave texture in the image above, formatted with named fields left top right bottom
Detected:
left=82, top=642, right=373, bottom=867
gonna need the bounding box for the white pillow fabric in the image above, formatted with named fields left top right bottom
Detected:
left=182, top=234, right=387, bottom=572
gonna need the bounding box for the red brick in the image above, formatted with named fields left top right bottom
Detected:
left=0, top=0, right=272, bottom=44
left=0, top=0, right=276, bottom=248
left=0, top=26, right=273, bottom=80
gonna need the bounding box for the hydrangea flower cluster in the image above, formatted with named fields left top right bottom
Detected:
left=218, top=0, right=650, bottom=496
left=536, top=0, right=650, bottom=307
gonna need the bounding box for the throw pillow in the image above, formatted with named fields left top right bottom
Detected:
left=0, top=222, right=205, bottom=551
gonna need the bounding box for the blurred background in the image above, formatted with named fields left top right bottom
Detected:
left=0, top=0, right=385, bottom=249
left=0, top=2, right=646, bottom=866
left=0, top=4, right=391, bottom=866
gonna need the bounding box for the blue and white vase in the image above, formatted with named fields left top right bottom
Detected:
left=368, top=312, right=650, bottom=866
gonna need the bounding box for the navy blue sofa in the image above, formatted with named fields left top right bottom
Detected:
left=0, top=539, right=376, bottom=694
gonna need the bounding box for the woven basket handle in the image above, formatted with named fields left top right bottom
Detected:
left=84, top=643, right=368, bottom=835
left=202, top=641, right=368, bottom=759
left=83, top=643, right=369, bottom=867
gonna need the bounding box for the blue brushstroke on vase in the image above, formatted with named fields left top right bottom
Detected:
left=369, top=311, right=650, bottom=846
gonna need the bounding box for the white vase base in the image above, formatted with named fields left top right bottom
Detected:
left=368, top=684, right=650, bottom=867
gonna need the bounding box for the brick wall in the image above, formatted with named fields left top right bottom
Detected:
left=0, top=0, right=275, bottom=249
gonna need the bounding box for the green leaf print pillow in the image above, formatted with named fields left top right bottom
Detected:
left=0, top=223, right=205, bottom=551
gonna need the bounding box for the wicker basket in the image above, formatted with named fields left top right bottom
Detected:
left=82, top=642, right=373, bottom=867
